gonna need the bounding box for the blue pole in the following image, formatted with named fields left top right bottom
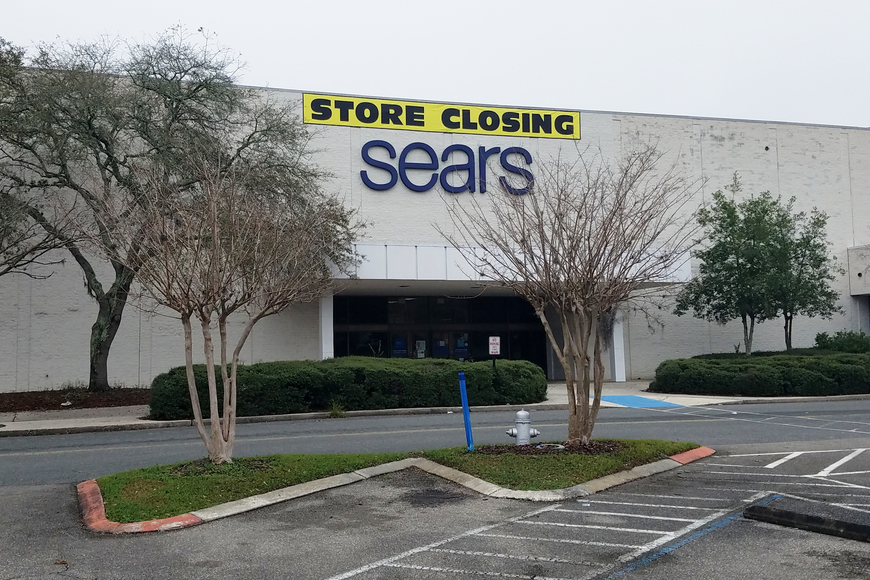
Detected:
left=458, top=371, right=474, bottom=451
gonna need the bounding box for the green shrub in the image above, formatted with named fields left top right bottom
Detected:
left=650, top=351, right=870, bottom=397
left=814, top=330, right=870, bottom=353
left=149, top=357, right=547, bottom=420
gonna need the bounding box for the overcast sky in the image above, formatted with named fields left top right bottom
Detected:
left=5, top=1, right=869, bottom=127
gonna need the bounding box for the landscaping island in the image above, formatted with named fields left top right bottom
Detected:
left=96, top=439, right=698, bottom=523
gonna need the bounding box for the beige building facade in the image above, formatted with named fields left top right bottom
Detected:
left=1, top=89, right=868, bottom=392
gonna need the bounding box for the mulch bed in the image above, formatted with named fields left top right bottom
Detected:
left=470, top=440, right=626, bottom=456
left=0, top=388, right=151, bottom=413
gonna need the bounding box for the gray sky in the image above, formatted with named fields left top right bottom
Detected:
left=5, top=1, right=869, bottom=127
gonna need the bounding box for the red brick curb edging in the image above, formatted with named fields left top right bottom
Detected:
left=669, top=446, right=716, bottom=465
left=77, top=479, right=201, bottom=533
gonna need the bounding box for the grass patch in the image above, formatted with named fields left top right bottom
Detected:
left=427, top=439, right=698, bottom=491
left=96, top=439, right=699, bottom=523
left=98, top=453, right=408, bottom=523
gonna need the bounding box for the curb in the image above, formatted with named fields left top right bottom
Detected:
left=6, top=393, right=870, bottom=438
left=77, top=480, right=202, bottom=533
left=78, top=446, right=716, bottom=534
left=648, top=393, right=870, bottom=407
left=0, top=404, right=567, bottom=438
left=743, top=503, right=870, bottom=543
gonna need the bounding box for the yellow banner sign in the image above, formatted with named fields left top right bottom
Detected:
left=303, top=93, right=580, bottom=140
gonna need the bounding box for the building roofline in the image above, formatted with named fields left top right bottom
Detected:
left=246, top=84, right=870, bottom=133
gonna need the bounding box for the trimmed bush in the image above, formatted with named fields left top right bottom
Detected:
left=649, top=352, right=870, bottom=397
left=814, top=330, right=870, bottom=353
left=149, top=357, right=547, bottom=420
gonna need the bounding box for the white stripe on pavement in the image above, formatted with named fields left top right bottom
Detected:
left=765, top=452, right=804, bottom=469
left=517, top=520, right=670, bottom=535
left=553, top=509, right=695, bottom=522
left=383, top=562, right=574, bottom=580
left=576, top=500, right=718, bottom=511
left=815, top=449, right=867, bottom=476
left=475, top=533, right=641, bottom=549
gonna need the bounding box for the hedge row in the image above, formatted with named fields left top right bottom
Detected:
left=150, top=357, right=548, bottom=420
left=649, top=353, right=870, bottom=397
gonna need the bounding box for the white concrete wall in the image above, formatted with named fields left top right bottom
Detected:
left=0, top=251, right=320, bottom=392
left=617, top=115, right=867, bottom=378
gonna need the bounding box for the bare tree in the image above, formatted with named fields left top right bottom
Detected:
left=0, top=28, right=317, bottom=391
left=0, top=184, right=68, bottom=278
left=441, top=145, right=700, bottom=443
left=104, top=148, right=360, bottom=463
left=0, top=38, right=69, bottom=278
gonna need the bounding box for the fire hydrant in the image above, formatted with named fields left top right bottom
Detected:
left=506, top=409, right=540, bottom=445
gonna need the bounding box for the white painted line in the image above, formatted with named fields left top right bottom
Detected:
left=553, top=508, right=695, bottom=522
left=428, top=548, right=603, bottom=568
left=706, top=463, right=764, bottom=468
left=733, top=480, right=864, bottom=488
left=814, top=477, right=870, bottom=490
left=321, top=504, right=560, bottom=580
left=652, top=408, right=870, bottom=435
left=698, top=470, right=812, bottom=478
left=517, top=520, right=670, bottom=535
left=576, top=500, right=718, bottom=511
left=616, top=490, right=770, bottom=565
left=475, top=533, right=641, bottom=549
left=764, top=452, right=804, bottom=469
left=727, top=449, right=855, bottom=457
left=383, top=562, right=573, bottom=580
left=815, top=449, right=867, bottom=476
left=606, top=492, right=728, bottom=502
left=777, top=492, right=870, bottom=515
left=826, top=470, right=870, bottom=476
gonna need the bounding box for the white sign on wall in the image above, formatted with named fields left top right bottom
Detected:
left=488, top=336, right=501, bottom=356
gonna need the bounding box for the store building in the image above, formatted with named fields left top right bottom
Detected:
left=2, top=89, right=869, bottom=392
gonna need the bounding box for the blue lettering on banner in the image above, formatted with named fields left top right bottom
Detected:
left=360, top=140, right=534, bottom=195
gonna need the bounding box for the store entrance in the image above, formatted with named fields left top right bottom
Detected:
left=333, top=295, right=547, bottom=371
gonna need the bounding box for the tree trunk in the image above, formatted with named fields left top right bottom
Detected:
left=87, top=270, right=135, bottom=391
left=741, top=314, right=755, bottom=355
left=784, top=314, right=793, bottom=351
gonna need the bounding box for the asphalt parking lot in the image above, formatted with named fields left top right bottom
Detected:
left=4, top=401, right=870, bottom=579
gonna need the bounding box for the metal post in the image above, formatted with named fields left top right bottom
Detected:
left=458, top=371, right=474, bottom=451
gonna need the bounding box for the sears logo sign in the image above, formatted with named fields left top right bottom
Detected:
left=303, top=94, right=581, bottom=195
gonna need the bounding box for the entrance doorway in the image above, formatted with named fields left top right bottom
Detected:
left=333, top=295, right=547, bottom=371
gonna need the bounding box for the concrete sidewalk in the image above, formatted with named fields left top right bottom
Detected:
left=1, top=380, right=869, bottom=437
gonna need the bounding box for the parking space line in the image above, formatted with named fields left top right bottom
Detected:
left=815, top=477, right=870, bottom=490
left=726, top=449, right=853, bottom=457
left=604, top=492, right=729, bottom=503
left=701, top=470, right=837, bottom=479
left=383, top=562, right=574, bottom=580
left=615, top=490, right=772, bottom=566
left=575, top=500, right=719, bottom=511
left=815, top=448, right=867, bottom=476
left=517, top=521, right=671, bottom=535
left=428, top=548, right=603, bottom=568
left=475, top=533, right=642, bottom=549
left=653, top=407, right=870, bottom=435
left=764, top=452, right=804, bottom=468
left=553, top=509, right=695, bottom=522
left=321, top=505, right=560, bottom=580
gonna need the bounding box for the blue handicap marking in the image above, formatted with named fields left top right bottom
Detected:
left=599, top=395, right=683, bottom=408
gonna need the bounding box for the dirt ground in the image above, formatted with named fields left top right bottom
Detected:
left=0, top=387, right=150, bottom=413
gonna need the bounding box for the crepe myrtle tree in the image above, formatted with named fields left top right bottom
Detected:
left=0, top=28, right=316, bottom=391
left=440, top=145, right=701, bottom=444
left=105, top=148, right=361, bottom=464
